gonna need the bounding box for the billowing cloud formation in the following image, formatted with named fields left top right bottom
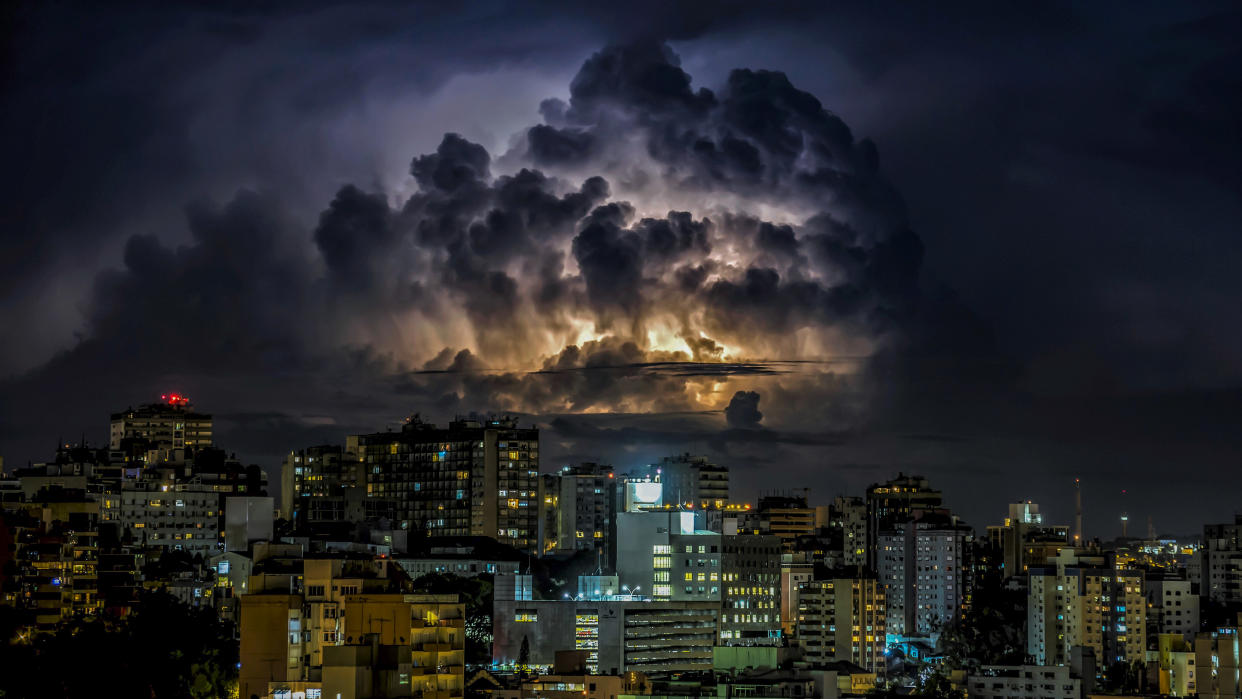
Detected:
left=296, top=42, right=932, bottom=423
left=4, top=41, right=940, bottom=448
left=2, top=39, right=989, bottom=529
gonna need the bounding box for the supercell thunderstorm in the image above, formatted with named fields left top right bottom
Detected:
left=55, top=41, right=936, bottom=445
left=319, top=42, right=926, bottom=424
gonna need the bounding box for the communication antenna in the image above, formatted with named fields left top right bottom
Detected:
left=1073, top=478, right=1083, bottom=544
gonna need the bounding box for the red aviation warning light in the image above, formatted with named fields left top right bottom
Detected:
left=163, top=393, right=190, bottom=407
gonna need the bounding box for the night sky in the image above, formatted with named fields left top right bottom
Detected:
left=2, top=2, right=1239, bottom=536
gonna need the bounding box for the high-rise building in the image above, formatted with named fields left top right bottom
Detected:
left=795, top=577, right=886, bottom=672
left=740, top=493, right=816, bottom=549
left=865, top=474, right=942, bottom=569
left=1028, top=563, right=1146, bottom=667
left=549, top=463, right=617, bottom=568
left=644, top=454, right=729, bottom=508
left=1146, top=576, right=1200, bottom=645
left=986, top=502, right=1070, bottom=579
left=614, top=511, right=782, bottom=645
left=1202, top=516, right=1242, bottom=604
left=720, top=534, right=782, bottom=646
left=830, top=496, right=867, bottom=570
left=780, top=553, right=815, bottom=637
left=239, top=557, right=465, bottom=699
left=109, top=395, right=213, bottom=463
left=355, top=415, right=539, bottom=552
left=1153, top=633, right=1197, bottom=697
left=1195, top=626, right=1241, bottom=699
left=1, top=496, right=101, bottom=632
left=538, top=473, right=560, bottom=554
left=118, top=477, right=222, bottom=555
left=615, top=510, right=712, bottom=602
left=876, top=511, right=972, bottom=637
left=281, top=443, right=362, bottom=524
left=109, top=446, right=268, bottom=557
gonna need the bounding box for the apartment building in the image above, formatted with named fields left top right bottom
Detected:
left=795, top=577, right=886, bottom=672
left=1028, top=565, right=1146, bottom=667
left=355, top=416, right=539, bottom=552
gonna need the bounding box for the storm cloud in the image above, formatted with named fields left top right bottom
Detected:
left=1, top=40, right=935, bottom=463
left=3, top=2, right=1240, bottom=534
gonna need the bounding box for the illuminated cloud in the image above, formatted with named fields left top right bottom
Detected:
left=298, top=41, right=931, bottom=426
left=1, top=41, right=935, bottom=448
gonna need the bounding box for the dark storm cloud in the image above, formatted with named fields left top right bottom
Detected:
left=2, top=0, right=775, bottom=373
left=88, top=191, right=314, bottom=372
left=527, top=124, right=597, bottom=165
left=0, top=32, right=1011, bottom=502
left=724, top=390, right=763, bottom=429
left=314, top=185, right=396, bottom=289
left=528, top=40, right=906, bottom=224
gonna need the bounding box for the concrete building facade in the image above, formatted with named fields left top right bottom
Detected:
left=549, top=463, right=617, bottom=569
left=1195, top=627, right=1241, bottom=699
left=1028, top=565, right=1146, bottom=667
left=877, top=513, right=972, bottom=637
left=239, top=563, right=465, bottom=699
left=109, top=396, right=213, bottom=463
left=492, top=596, right=721, bottom=675
left=1203, top=517, right=1242, bottom=605
left=795, top=578, right=886, bottom=672
left=356, top=416, right=539, bottom=552
left=864, top=474, right=942, bottom=570
left=1146, top=576, right=1199, bottom=644
left=964, top=665, right=1081, bottom=699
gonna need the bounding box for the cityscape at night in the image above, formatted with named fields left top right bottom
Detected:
left=1, top=2, right=1240, bottom=698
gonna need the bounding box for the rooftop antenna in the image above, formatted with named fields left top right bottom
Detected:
left=1073, top=478, right=1083, bottom=545
left=1120, top=488, right=1129, bottom=538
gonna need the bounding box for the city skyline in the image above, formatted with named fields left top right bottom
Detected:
left=5, top=5, right=1242, bottom=697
